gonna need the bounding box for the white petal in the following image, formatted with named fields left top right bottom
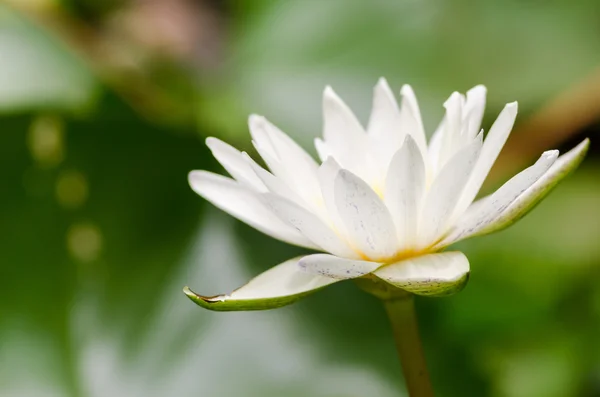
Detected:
left=385, top=135, right=426, bottom=250
left=188, top=170, right=317, bottom=249
left=419, top=135, right=482, bottom=246
left=314, top=137, right=331, bottom=162
left=318, top=157, right=346, bottom=233
left=299, top=254, right=380, bottom=280
left=184, top=256, right=340, bottom=311
left=474, top=138, right=589, bottom=237
left=263, top=193, right=358, bottom=259
left=428, top=118, right=446, bottom=178
left=464, top=85, right=487, bottom=139
left=242, top=152, right=306, bottom=208
left=206, top=137, right=266, bottom=191
left=334, top=169, right=398, bottom=260
left=367, top=78, right=404, bottom=185
left=453, top=102, right=518, bottom=219
left=438, top=92, right=465, bottom=167
left=373, top=251, right=470, bottom=296
left=322, top=86, right=368, bottom=176
left=399, top=84, right=428, bottom=158
left=367, top=77, right=401, bottom=139
left=248, top=115, right=321, bottom=204
left=439, top=149, right=559, bottom=247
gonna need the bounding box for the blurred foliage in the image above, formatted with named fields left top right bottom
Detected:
left=1, top=0, right=600, bottom=396
left=0, top=3, right=98, bottom=113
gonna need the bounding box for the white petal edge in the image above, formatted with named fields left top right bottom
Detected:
left=188, top=170, right=318, bottom=250
left=206, top=137, right=266, bottom=191
left=184, top=256, right=340, bottom=311
left=299, top=254, right=381, bottom=280
left=322, top=86, right=367, bottom=176
left=419, top=135, right=482, bottom=246
left=399, top=84, right=428, bottom=159
left=248, top=115, right=321, bottom=204
left=438, top=149, right=559, bottom=247
left=473, top=138, right=589, bottom=237
left=373, top=251, right=470, bottom=297
left=385, top=135, right=426, bottom=250
left=262, top=193, right=359, bottom=259
left=464, top=85, right=487, bottom=140
left=334, top=169, right=399, bottom=260
left=453, top=102, right=519, bottom=219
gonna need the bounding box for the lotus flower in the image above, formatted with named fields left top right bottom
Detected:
left=184, top=79, right=589, bottom=310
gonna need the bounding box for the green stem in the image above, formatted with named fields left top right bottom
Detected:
left=383, top=296, right=434, bottom=397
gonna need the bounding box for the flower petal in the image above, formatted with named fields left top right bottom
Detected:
left=184, top=257, right=340, bottom=311
left=373, top=251, right=470, bottom=297
left=399, top=84, right=427, bottom=158
left=419, top=135, right=482, bottom=246
left=263, top=193, right=358, bottom=259
left=206, top=137, right=266, bottom=191
left=367, top=77, right=401, bottom=139
left=317, top=157, right=346, bottom=233
left=299, top=254, right=381, bottom=279
left=242, top=152, right=307, bottom=208
left=189, top=170, right=317, bottom=249
left=439, top=149, right=559, bottom=247
left=335, top=169, right=398, bottom=260
left=367, top=78, right=404, bottom=186
left=248, top=115, right=321, bottom=204
left=453, top=102, right=519, bottom=218
left=385, top=135, right=426, bottom=250
left=322, top=86, right=368, bottom=177
left=464, top=85, right=487, bottom=140
left=474, top=138, right=590, bottom=236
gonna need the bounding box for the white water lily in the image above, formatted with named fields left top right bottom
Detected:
left=184, top=78, right=589, bottom=311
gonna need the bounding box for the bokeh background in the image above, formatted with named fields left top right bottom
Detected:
left=1, top=1, right=600, bottom=396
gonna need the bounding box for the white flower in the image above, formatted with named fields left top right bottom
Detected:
left=184, top=78, right=589, bottom=310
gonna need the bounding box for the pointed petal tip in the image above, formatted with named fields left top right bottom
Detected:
left=183, top=286, right=223, bottom=308
left=506, top=101, right=518, bottom=111
left=205, top=136, right=218, bottom=146
left=323, top=85, right=335, bottom=96
left=468, top=84, right=487, bottom=93
left=375, top=77, right=391, bottom=90
left=542, top=149, right=560, bottom=160
left=399, top=84, right=415, bottom=96
left=248, top=113, right=265, bottom=125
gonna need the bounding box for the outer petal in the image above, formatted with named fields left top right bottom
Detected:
left=453, top=102, right=519, bottom=218
left=299, top=254, right=381, bottom=280
left=317, top=157, right=346, bottom=233
left=385, top=135, right=426, bottom=250
left=367, top=78, right=404, bottom=186
left=248, top=115, right=321, bottom=204
left=373, top=251, right=470, bottom=297
left=242, top=152, right=307, bottom=208
left=184, top=257, right=339, bottom=311
left=188, top=171, right=317, bottom=249
left=322, top=86, right=368, bottom=177
left=419, top=135, right=482, bottom=246
left=206, top=137, right=266, bottom=191
left=464, top=85, right=487, bottom=140
left=263, top=193, right=358, bottom=259
left=399, top=85, right=427, bottom=159
left=334, top=169, right=398, bottom=260
left=474, top=138, right=590, bottom=236
left=438, top=149, right=558, bottom=247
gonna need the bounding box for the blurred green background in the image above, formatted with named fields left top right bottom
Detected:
left=1, top=0, right=599, bottom=396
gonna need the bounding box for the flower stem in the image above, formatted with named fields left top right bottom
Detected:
left=383, top=296, right=434, bottom=397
